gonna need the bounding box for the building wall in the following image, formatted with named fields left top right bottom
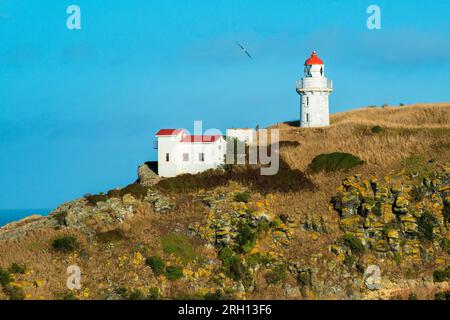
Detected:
left=298, top=75, right=331, bottom=128
left=157, top=136, right=226, bottom=177
left=300, top=91, right=330, bottom=127
left=157, top=134, right=182, bottom=177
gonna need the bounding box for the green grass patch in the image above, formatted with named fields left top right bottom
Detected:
left=9, top=263, right=26, bottom=275
left=418, top=211, right=437, bottom=242
left=309, top=152, right=364, bottom=173
left=165, top=266, right=183, bottom=281
left=145, top=256, right=166, bottom=276
left=341, top=234, right=364, bottom=255
left=51, top=236, right=79, bottom=253
left=234, top=192, right=251, bottom=203
left=264, top=264, right=287, bottom=285
left=371, top=125, right=383, bottom=134
left=162, top=233, right=198, bottom=264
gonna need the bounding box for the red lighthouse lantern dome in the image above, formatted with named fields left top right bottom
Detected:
left=304, top=51, right=324, bottom=66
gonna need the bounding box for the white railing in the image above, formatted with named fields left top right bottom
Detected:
left=296, top=79, right=333, bottom=91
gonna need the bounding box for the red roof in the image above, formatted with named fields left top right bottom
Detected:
left=305, top=51, right=324, bottom=66
left=155, top=129, right=185, bottom=136
left=181, top=135, right=222, bottom=143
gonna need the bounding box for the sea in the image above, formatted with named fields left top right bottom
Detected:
left=0, top=209, right=52, bottom=227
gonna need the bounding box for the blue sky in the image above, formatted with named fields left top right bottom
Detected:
left=1, top=0, right=450, bottom=210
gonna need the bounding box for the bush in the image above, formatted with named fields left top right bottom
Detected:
left=435, top=291, right=450, bottom=300
left=418, top=211, right=437, bottom=242
left=433, top=266, right=450, bottom=282
left=3, top=285, right=25, bottom=300
left=443, top=203, right=450, bottom=224
left=148, top=287, right=161, bottom=300
left=308, top=152, right=364, bottom=173
left=53, top=211, right=68, bottom=226
left=126, top=289, right=147, bottom=300
left=218, top=247, right=246, bottom=282
left=165, top=266, right=183, bottom=281
left=145, top=256, right=166, bottom=276
left=9, top=263, right=26, bottom=275
left=0, top=268, right=13, bottom=286
left=371, top=126, right=383, bottom=134
left=236, top=223, right=257, bottom=253
left=162, top=233, right=197, bottom=264
left=408, top=293, right=418, bottom=300
left=264, top=264, right=287, bottom=285
left=85, top=194, right=109, bottom=206
left=342, top=234, right=364, bottom=255
left=62, top=292, right=79, bottom=300
left=156, top=162, right=315, bottom=195
left=118, top=183, right=148, bottom=200
left=51, top=236, right=79, bottom=253
left=234, top=192, right=251, bottom=203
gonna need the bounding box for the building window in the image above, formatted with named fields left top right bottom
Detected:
left=199, top=153, right=205, bottom=162
left=166, top=153, right=169, bottom=162
left=306, top=113, right=310, bottom=123
left=218, top=145, right=221, bottom=150
left=306, top=97, right=309, bottom=106
left=183, top=153, right=189, bottom=162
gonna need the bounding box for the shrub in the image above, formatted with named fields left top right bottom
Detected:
left=435, top=291, right=450, bottom=300
left=264, top=264, right=287, bottom=285
left=218, top=247, right=246, bottom=281
left=433, top=266, right=450, bottom=282
left=51, top=236, right=79, bottom=253
left=443, top=203, right=450, bottom=224
left=408, top=293, right=418, bottom=300
left=156, top=162, right=315, bottom=195
left=308, top=152, right=364, bottom=173
left=145, top=256, right=166, bottom=276
left=371, top=126, right=383, bottom=134
left=62, top=292, right=79, bottom=300
left=0, top=268, right=13, bottom=286
left=3, top=285, right=25, bottom=300
left=418, top=211, right=437, bottom=242
left=343, top=254, right=357, bottom=268
left=126, top=289, right=147, bottom=300
left=236, top=223, right=257, bottom=253
left=165, top=266, right=183, bottom=281
left=297, top=271, right=312, bottom=288
left=85, top=194, right=109, bottom=206
left=118, top=183, right=148, bottom=200
left=148, top=287, right=161, bottom=300
left=234, top=192, right=251, bottom=203
left=53, top=211, right=68, bottom=226
left=9, top=263, right=26, bottom=275
left=246, top=253, right=272, bottom=268
left=162, top=233, right=197, bottom=264
left=342, top=234, right=364, bottom=255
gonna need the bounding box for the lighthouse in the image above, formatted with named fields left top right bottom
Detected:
left=296, top=51, right=333, bottom=127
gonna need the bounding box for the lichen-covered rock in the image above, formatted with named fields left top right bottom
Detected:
left=331, top=165, right=450, bottom=262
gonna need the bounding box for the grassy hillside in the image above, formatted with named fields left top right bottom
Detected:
left=0, top=103, right=449, bottom=300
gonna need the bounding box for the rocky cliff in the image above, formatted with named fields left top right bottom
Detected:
left=0, top=103, right=449, bottom=300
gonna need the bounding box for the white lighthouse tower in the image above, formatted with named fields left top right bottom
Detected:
left=296, top=51, right=333, bottom=127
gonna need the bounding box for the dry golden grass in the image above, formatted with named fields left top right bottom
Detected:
left=273, top=103, right=450, bottom=175
left=0, top=103, right=448, bottom=300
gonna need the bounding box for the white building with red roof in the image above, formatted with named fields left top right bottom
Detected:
left=155, top=129, right=227, bottom=177
left=296, top=51, right=333, bottom=127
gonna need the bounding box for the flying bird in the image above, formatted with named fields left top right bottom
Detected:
left=236, top=42, right=252, bottom=59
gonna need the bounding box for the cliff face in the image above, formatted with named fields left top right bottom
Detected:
left=0, top=103, right=449, bottom=300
